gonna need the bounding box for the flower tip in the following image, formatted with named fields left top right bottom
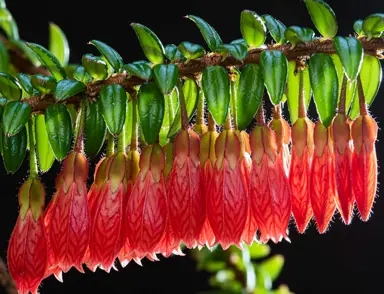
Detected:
left=133, top=258, right=143, bottom=266
left=54, top=271, right=63, bottom=283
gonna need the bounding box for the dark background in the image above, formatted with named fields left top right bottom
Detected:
left=1, top=0, right=383, bottom=293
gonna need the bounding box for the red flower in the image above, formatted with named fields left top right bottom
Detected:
left=310, top=122, right=336, bottom=233
left=332, top=114, right=354, bottom=224
left=167, top=129, right=205, bottom=248
left=8, top=178, right=47, bottom=294
left=125, top=144, right=168, bottom=259
left=289, top=117, right=314, bottom=233
left=47, top=151, right=90, bottom=273
left=248, top=125, right=291, bottom=243
left=351, top=114, right=378, bottom=221
left=207, top=130, right=248, bottom=250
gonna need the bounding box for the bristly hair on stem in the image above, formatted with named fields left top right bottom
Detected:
left=74, top=98, right=87, bottom=153
left=27, top=118, right=38, bottom=179
left=338, top=75, right=348, bottom=116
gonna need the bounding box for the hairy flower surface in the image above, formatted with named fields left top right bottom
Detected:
left=8, top=178, right=47, bottom=294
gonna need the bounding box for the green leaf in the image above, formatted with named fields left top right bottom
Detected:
left=0, top=0, right=6, bottom=9
left=16, top=73, right=39, bottom=97
left=49, top=23, right=69, bottom=67
left=362, top=13, right=384, bottom=39
left=286, top=60, right=311, bottom=124
left=254, top=266, right=272, bottom=291
left=10, top=40, right=41, bottom=67
left=202, top=66, right=230, bottom=125
left=35, top=114, right=55, bottom=172
left=186, top=15, right=222, bottom=51
left=230, top=39, right=248, bottom=47
left=260, top=255, right=285, bottom=282
left=0, top=73, right=22, bottom=101
left=124, top=62, right=152, bottom=80
left=160, top=90, right=178, bottom=146
left=309, top=53, right=338, bottom=127
left=350, top=55, right=382, bottom=119
left=65, top=64, right=79, bottom=80
left=333, top=37, right=363, bottom=81
left=260, top=50, right=288, bottom=105
left=304, top=0, right=338, bottom=38
left=0, top=8, right=19, bottom=40
left=3, top=101, right=32, bottom=136
left=216, top=44, right=247, bottom=61
left=89, top=40, right=124, bottom=72
left=284, top=26, right=315, bottom=48
left=138, top=82, right=164, bottom=144
left=54, top=79, right=86, bottom=102
left=73, top=65, right=93, bottom=84
left=353, top=20, right=364, bottom=36
left=262, top=15, right=287, bottom=44
left=168, top=78, right=198, bottom=138
left=31, top=74, right=57, bottom=94
left=2, top=126, right=26, bottom=173
left=66, top=104, right=78, bottom=130
left=153, top=64, right=179, bottom=94
left=178, top=41, right=206, bottom=61
left=85, top=101, right=107, bottom=158
left=99, top=84, right=127, bottom=136
left=236, top=64, right=264, bottom=130
left=240, top=10, right=266, bottom=48
left=81, top=54, right=108, bottom=81
left=26, top=43, right=67, bottom=80
left=248, top=243, right=271, bottom=259
left=45, top=104, right=72, bottom=160
left=165, top=44, right=184, bottom=61
left=131, top=23, right=165, bottom=64
left=0, top=40, right=9, bottom=73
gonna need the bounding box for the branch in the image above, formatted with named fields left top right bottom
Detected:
left=11, top=37, right=384, bottom=112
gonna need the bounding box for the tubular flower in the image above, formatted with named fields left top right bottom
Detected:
left=249, top=124, right=291, bottom=243
left=289, top=117, right=314, bottom=233
left=155, top=220, right=184, bottom=258
left=88, top=152, right=129, bottom=273
left=207, top=130, right=248, bottom=250
left=125, top=144, right=168, bottom=259
left=47, top=151, right=90, bottom=273
left=167, top=129, right=205, bottom=249
left=8, top=178, right=47, bottom=294
left=310, top=122, right=337, bottom=233
left=351, top=115, right=378, bottom=221
left=198, top=129, right=219, bottom=249
left=332, top=114, right=354, bottom=224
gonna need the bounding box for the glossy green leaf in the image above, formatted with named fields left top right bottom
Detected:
left=286, top=60, right=311, bottom=124
left=362, top=13, right=384, bottom=39
left=3, top=101, right=32, bottom=136
left=236, top=64, right=264, bottom=130
left=0, top=40, right=9, bottom=73
left=284, top=26, right=315, bottom=48
left=304, top=0, right=338, bottom=38
left=35, top=114, right=55, bottom=172
left=240, top=10, right=266, bottom=48
left=54, top=79, right=85, bottom=102
left=31, top=74, right=57, bottom=94
left=73, top=65, right=93, bottom=84
left=216, top=43, right=247, bottom=61
left=124, top=62, right=152, bottom=81
left=261, top=255, right=285, bottom=282
left=82, top=54, right=108, bottom=81
left=45, top=104, right=72, bottom=160
left=0, top=73, right=21, bottom=101
left=309, top=53, right=338, bottom=127
left=89, top=40, right=124, bottom=72
left=160, top=90, right=178, bottom=146
left=66, top=104, right=78, bottom=130
left=249, top=244, right=271, bottom=259
left=186, top=15, right=222, bottom=51
left=260, top=50, right=288, bottom=105
left=153, top=64, right=179, bottom=94
left=85, top=101, right=107, bottom=158
left=230, top=39, right=248, bottom=47
left=49, top=23, right=69, bottom=67
left=131, top=23, right=165, bottom=64
left=26, top=43, right=67, bottom=80
left=354, top=20, right=364, bottom=36
left=138, top=82, right=164, bottom=144
left=165, top=44, right=184, bottom=61
left=333, top=37, right=363, bottom=81
left=2, top=126, right=26, bottom=173
left=10, top=40, right=41, bottom=67
left=202, top=66, right=230, bottom=125
left=16, top=73, right=39, bottom=97
left=262, top=14, right=287, bottom=44
left=350, top=55, right=382, bottom=119
left=0, top=8, right=19, bottom=40
left=64, top=64, right=79, bottom=80
left=99, top=84, right=127, bottom=136
left=178, top=41, right=205, bottom=61
left=168, top=79, right=198, bottom=138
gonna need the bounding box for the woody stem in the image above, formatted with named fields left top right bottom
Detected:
left=338, top=75, right=348, bottom=115
left=74, top=98, right=86, bottom=152
left=27, top=117, right=38, bottom=179
left=357, top=75, right=368, bottom=115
